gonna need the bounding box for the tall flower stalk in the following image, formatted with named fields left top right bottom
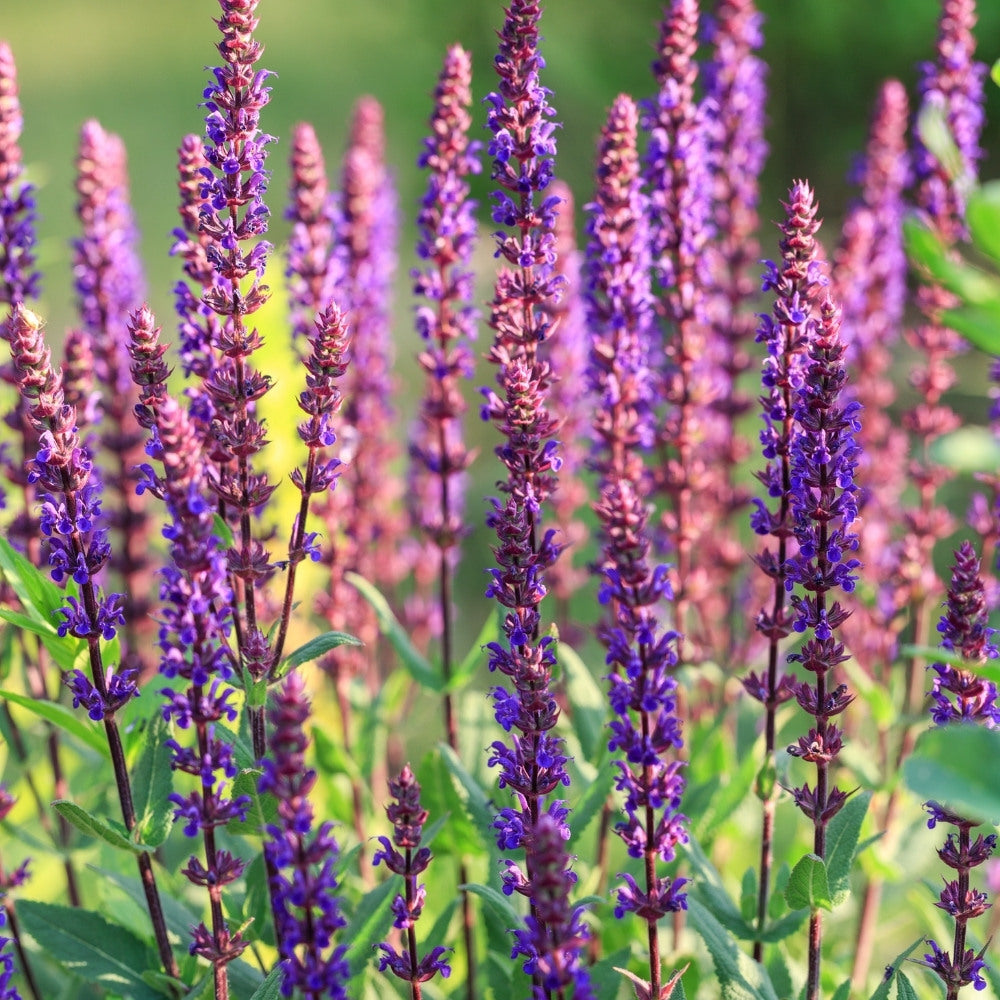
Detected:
left=0, top=40, right=80, bottom=909
left=644, top=0, right=715, bottom=660
left=585, top=93, right=687, bottom=999
left=482, top=3, right=590, bottom=995
left=832, top=79, right=912, bottom=987
left=9, top=304, right=178, bottom=980
left=745, top=180, right=821, bottom=958
left=73, top=120, right=153, bottom=675
left=409, top=43, right=479, bottom=748
left=699, top=0, right=768, bottom=659
left=0, top=787, right=34, bottom=1000
left=784, top=288, right=861, bottom=1000
left=260, top=670, right=349, bottom=1000
left=135, top=364, right=247, bottom=997
left=917, top=542, right=998, bottom=998
left=894, top=0, right=987, bottom=775
left=407, top=44, right=479, bottom=993
left=286, top=122, right=337, bottom=346
left=374, top=765, right=451, bottom=998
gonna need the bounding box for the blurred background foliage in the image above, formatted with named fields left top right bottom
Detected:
left=4, top=0, right=999, bottom=336
left=3, top=0, right=1000, bottom=654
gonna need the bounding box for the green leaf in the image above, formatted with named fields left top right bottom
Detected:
left=766, top=952, right=793, bottom=1000
left=19, top=900, right=162, bottom=1000
left=247, top=964, right=284, bottom=999
left=942, top=302, right=1000, bottom=354
left=282, top=630, right=362, bottom=672
left=739, top=868, right=756, bottom=924
left=227, top=767, right=279, bottom=838
left=446, top=607, right=499, bottom=693
left=459, top=882, right=520, bottom=929
left=758, top=907, right=808, bottom=944
left=868, top=939, right=923, bottom=1000
left=905, top=724, right=1000, bottom=824
left=0, top=535, right=66, bottom=622
left=92, top=866, right=200, bottom=946
left=899, top=644, right=966, bottom=667
left=343, top=876, right=396, bottom=978
left=0, top=607, right=84, bottom=672
left=826, top=790, right=871, bottom=905
left=0, top=688, right=109, bottom=758
left=930, top=425, right=1000, bottom=474
left=687, top=898, right=779, bottom=1000
left=212, top=513, right=236, bottom=550
left=131, top=714, right=175, bottom=848
left=347, top=572, right=440, bottom=691
left=53, top=799, right=146, bottom=854
left=784, top=854, right=832, bottom=912
left=312, top=724, right=362, bottom=782
left=558, top=641, right=606, bottom=760
left=438, top=743, right=495, bottom=851
left=243, top=852, right=275, bottom=947
left=692, top=746, right=758, bottom=847
left=831, top=980, right=851, bottom=1000
left=916, top=101, right=966, bottom=186
left=686, top=836, right=751, bottom=938
left=589, top=947, right=632, bottom=1000
left=966, top=182, right=1000, bottom=264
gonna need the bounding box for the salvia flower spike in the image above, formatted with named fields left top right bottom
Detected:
left=260, top=670, right=349, bottom=1000
left=917, top=542, right=997, bottom=999
left=483, top=2, right=590, bottom=990
left=781, top=228, right=861, bottom=998
left=585, top=92, right=687, bottom=999
left=407, top=42, right=479, bottom=695
left=746, top=178, right=823, bottom=954
left=140, top=380, right=247, bottom=992
left=11, top=303, right=178, bottom=978
left=374, top=764, right=451, bottom=997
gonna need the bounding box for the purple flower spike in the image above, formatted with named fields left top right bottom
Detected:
left=316, top=96, right=403, bottom=680
left=9, top=306, right=130, bottom=686
left=73, top=119, right=155, bottom=676
left=834, top=80, right=911, bottom=679
left=644, top=0, right=721, bottom=661
left=777, top=258, right=859, bottom=997
left=0, top=40, right=41, bottom=547
left=918, top=543, right=998, bottom=998
left=747, top=180, right=824, bottom=719
left=483, top=5, right=594, bottom=986
left=170, top=134, right=219, bottom=384
left=930, top=541, right=1000, bottom=727
left=585, top=94, right=687, bottom=996
left=698, top=0, right=769, bottom=650
left=0, top=906, right=20, bottom=1000
left=144, top=388, right=248, bottom=974
left=260, top=671, right=349, bottom=1000
left=407, top=44, right=479, bottom=663
left=0, top=41, right=38, bottom=311
left=374, top=765, right=451, bottom=988
left=914, top=0, right=986, bottom=244
left=286, top=122, right=336, bottom=343
left=510, top=813, right=593, bottom=1000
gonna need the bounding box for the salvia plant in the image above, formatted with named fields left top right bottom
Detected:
left=1, top=1, right=1000, bottom=999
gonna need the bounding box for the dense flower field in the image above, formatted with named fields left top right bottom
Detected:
left=0, top=1, right=999, bottom=998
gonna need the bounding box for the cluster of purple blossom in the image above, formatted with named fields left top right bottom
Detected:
left=0, top=0, right=997, bottom=998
